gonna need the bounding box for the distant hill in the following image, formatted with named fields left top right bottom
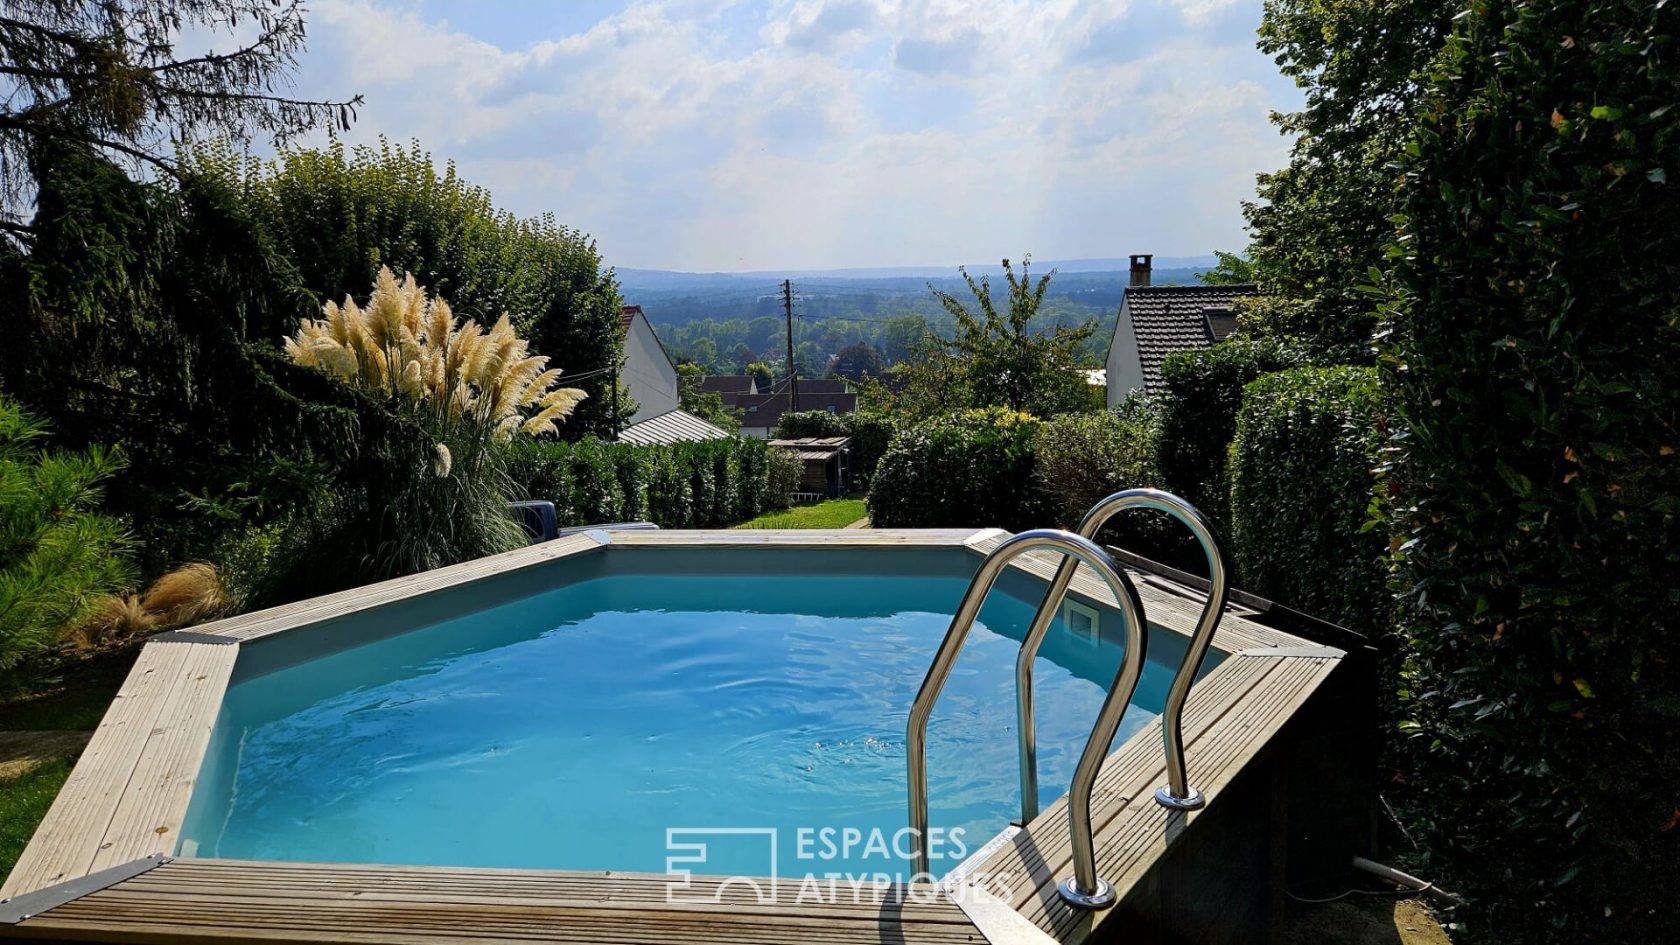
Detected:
left=615, top=256, right=1222, bottom=374
left=616, top=255, right=1218, bottom=304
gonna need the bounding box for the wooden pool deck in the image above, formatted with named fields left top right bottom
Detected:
left=0, top=528, right=1357, bottom=945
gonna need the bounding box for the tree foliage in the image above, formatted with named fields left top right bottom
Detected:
left=675, top=361, right=741, bottom=431
left=1382, top=2, right=1680, bottom=939
left=880, top=259, right=1097, bottom=422
left=187, top=138, right=626, bottom=437
left=0, top=0, right=359, bottom=240
left=0, top=392, right=135, bottom=675
left=1245, top=0, right=1455, bottom=357
left=827, top=341, right=885, bottom=381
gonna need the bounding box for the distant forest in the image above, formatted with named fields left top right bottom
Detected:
left=620, top=266, right=1207, bottom=377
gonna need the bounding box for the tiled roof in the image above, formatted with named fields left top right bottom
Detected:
left=1124, top=284, right=1259, bottom=393
left=699, top=375, right=758, bottom=394
left=726, top=391, right=858, bottom=430
left=616, top=408, right=733, bottom=446
left=789, top=377, right=850, bottom=394
left=619, top=304, right=643, bottom=330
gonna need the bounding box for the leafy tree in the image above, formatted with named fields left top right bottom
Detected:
left=1383, top=1, right=1680, bottom=939
left=1194, top=250, right=1256, bottom=286
left=744, top=361, right=774, bottom=391
left=1244, top=0, right=1455, bottom=357
left=187, top=139, right=624, bottom=437
left=877, top=313, right=930, bottom=362
left=827, top=341, right=884, bottom=381
left=0, top=143, right=366, bottom=574
left=675, top=362, right=740, bottom=431
left=885, top=259, right=1097, bottom=422
left=0, top=392, right=135, bottom=676
left=0, top=0, right=360, bottom=244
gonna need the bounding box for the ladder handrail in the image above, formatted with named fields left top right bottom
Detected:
left=905, top=528, right=1147, bottom=909
left=1015, top=488, right=1228, bottom=815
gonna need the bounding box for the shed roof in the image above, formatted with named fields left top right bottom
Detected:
left=616, top=408, right=733, bottom=446
left=769, top=437, right=851, bottom=461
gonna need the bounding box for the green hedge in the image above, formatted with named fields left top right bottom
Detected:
left=867, top=408, right=1055, bottom=532
left=507, top=436, right=779, bottom=530
left=774, top=409, right=894, bottom=486
left=1227, top=367, right=1388, bottom=631
left=1384, top=2, right=1680, bottom=938
left=1156, top=338, right=1302, bottom=531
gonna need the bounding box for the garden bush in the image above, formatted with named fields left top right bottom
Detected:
left=1383, top=2, right=1680, bottom=938
left=1032, top=397, right=1193, bottom=568
left=1226, top=367, right=1388, bottom=631
left=1155, top=338, right=1302, bottom=530
left=0, top=395, right=136, bottom=681
left=774, top=409, right=895, bottom=486
left=868, top=408, right=1055, bottom=532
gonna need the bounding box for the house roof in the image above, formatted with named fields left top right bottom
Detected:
left=725, top=391, right=858, bottom=430
left=789, top=377, right=850, bottom=394
left=769, top=436, right=851, bottom=461
left=619, top=304, right=643, bottom=330
left=616, top=408, right=733, bottom=446
left=699, top=375, right=758, bottom=394
left=1121, top=284, right=1259, bottom=393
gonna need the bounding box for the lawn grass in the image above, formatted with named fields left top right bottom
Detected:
left=0, top=755, right=74, bottom=886
left=732, top=498, right=868, bottom=529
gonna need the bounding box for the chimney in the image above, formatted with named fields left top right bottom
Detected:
left=1129, top=254, right=1153, bottom=287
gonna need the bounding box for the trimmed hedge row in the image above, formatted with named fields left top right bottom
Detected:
left=506, top=436, right=783, bottom=529
left=773, top=409, right=893, bottom=486
left=1384, top=1, right=1680, bottom=937
left=1156, top=338, right=1302, bottom=532
left=867, top=408, right=1056, bottom=532
left=1226, top=366, right=1388, bottom=632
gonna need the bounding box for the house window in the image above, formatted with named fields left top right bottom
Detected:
left=825, top=405, right=836, bottom=413
left=748, top=405, right=758, bottom=412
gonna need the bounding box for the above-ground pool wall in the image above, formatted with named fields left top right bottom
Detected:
left=1100, top=653, right=1376, bottom=945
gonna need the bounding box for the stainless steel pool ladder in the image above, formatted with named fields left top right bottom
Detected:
left=1018, top=489, right=1230, bottom=815
left=905, top=528, right=1149, bottom=910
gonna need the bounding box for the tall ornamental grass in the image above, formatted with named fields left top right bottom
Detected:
left=279, top=268, right=586, bottom=586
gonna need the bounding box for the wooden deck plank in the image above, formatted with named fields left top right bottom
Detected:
left=605, top=528, right=992, bottom=547
left=954, top=656, right=1282, bottom=909
left=963, top=534, right=1306, bottom=653
left=1, top=642, right=234, bottom=898
left=192, top=531, right=610, bottom=643
left=86, top=643, right=238, bottom=873
left=962, top=657, right=1340, bottom=942
left=12, top=859, right=982, bottom=945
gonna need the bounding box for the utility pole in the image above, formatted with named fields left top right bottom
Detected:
left=782, top=278, right=799, bottom=412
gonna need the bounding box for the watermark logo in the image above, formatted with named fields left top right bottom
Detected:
left=664, top=825, right=1011, bottom=905
left=664, top=828, right=779, bottom=904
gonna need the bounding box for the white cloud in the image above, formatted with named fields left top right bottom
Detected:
left=273, top=0, right=1297, bottom=270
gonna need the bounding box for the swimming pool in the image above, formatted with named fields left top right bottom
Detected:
left=179, top=546, right=1200, bottom=880
left=2, top=528, right=1356, bottom=945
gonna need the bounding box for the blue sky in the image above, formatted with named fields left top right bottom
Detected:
left=276, top=1, right=1300, bottom=272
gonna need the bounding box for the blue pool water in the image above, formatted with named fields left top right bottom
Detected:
left=181, top=567, right=1176, bottom=880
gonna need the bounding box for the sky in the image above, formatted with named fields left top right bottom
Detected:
left=272, top=0, right=1301, bottom=272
